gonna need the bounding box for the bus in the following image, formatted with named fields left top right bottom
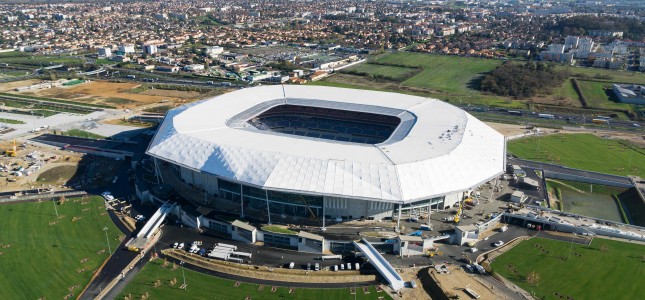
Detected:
left=538, top=113, right=555, bottom=119
left=508, top=110, right=522, bottom=116
left=592, top=118, right=609, bottom=124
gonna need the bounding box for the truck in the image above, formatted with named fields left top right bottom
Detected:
left=592, top=118, right=609, bottom=124
left=538, top=113, right=555, bottom=119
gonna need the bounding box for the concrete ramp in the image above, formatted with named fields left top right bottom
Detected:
left=137, top=202, right=173, bottom=238
left=353, top=238, right=405, bottom=291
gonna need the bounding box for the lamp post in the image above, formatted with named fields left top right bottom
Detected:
left=103, top=227, right=112, bottom=255
left=180, top=261, right=187, bottom=290
left=52, top=198, right=59, bottom=217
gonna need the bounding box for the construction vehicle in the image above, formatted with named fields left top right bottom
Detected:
left=454, top=200, right=463, bottom=223
left=426, top=246, right=443, bottom=257
left=427, top=250, right=443, bottom=258
left=4, top=140, right=17, bottom=157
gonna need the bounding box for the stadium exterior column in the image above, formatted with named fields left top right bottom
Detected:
left=396, top=204, right=402, bottom=233
left=427, top=204, right=431, bottom=226
left=240, top=184, right=244, bottom=218
left=321, top=197, right=326, bottom=230
left=265, top=189, right=272, bottom=224
left=153, top=158, right=164, bottom=184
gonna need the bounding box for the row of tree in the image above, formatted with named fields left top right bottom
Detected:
left=550, top=16, right=645, bottom=40
left=480, top=62, right=569, bottom=99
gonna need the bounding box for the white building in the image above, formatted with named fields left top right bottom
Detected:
left=548, top=44, right=565, bottom=54
left=98, top=47, right=112, bottom=58
left=147, top=86, right=506, bottom=226
left=143, top=44, right=158, bottom=55
left=118, top=44, right=135, bottom=54
left=204, top=46, right=224, bottom=57
left=564, top=36, right=579, bottom=50
left=183, top=64, right=205, bottom=72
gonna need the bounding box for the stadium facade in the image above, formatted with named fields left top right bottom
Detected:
left=147, top=85, right=506, bottom=226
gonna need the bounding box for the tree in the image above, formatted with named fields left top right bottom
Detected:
left=526, top=270, right=541, bottom=286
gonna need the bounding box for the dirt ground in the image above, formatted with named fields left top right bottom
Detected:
left=428, top=266, right=512, bottom=300
left=0, top=139, right=84, bottom=192
left=5, top=80, right=205, bottom=109
left=398, top=268, right=431, bottom=300
left=0, top=79, right=40, bottom=92
left=139, top=89, right=202, bottom=99
left=486, top=121, right=645, bottom=147
left=485, top=122, right=529, bottom=136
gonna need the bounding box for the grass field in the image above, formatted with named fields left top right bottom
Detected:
left=37, top=165, right=79, bottom=183
left=262, top=225, right=297, bottom=235
left=119, top=259, right=390, bottom=300
left=0, top=117, right=25, bottom=124
left=576, top=80, right=632, bottom=110
left=562, top=65, right=645, bottom=84
left=546, top=179, right=627, bottom=222
left=343, top=63, right=420, bottom=81
left=491, top=237, right=645, bottom=300
left=61, top=129, right=106, bottom=139
left=0, top=51, right=84, bottom=67
left=372, top=52, right=501, bottom=93
left=317, top=52, right=645, bottom=116
left=508, top=134, right=645, bottom=177
left=0, top=196, right=122, bottom=299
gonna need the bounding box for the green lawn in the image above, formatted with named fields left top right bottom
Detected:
left=119, top=259, right=390, bottom=300
left=343, top=63, right=420, bottom=81
left=262, top=225, right=297, bottom=235
left=576, top=80, right=632, bottom=110
left=0, top=117, right=25, bottom=124
left=373, top=52, right=501, bottom=93
left=563, top=65, right=645, bottom=84
left=0, top=51, right=84, bottom=67
left=62, top=129, right=106, bottom=139
left=508, top=134, right=645, bottom=177
left=0, top=196, right=122, bottom=299
left=553, top=79, right=582, bottom=107
left=491, top=237, right=645, bottom=300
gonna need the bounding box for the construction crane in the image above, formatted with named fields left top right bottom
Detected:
left=4, top=140, right=17, bottom=157
left=454, top=200, right=463, bottom=223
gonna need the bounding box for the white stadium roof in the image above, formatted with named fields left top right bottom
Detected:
left=147, top=85, right=506, bottom=204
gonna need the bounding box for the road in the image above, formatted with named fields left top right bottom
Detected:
left=509, top=157, right=632, bottom=186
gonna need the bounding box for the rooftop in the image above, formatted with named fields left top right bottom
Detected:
left=147, top=85, right=505, bottom=203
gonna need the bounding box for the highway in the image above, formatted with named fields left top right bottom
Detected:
left=509, top=157, right=633, bottom=186
left=465, top=106, right=644, bottom=131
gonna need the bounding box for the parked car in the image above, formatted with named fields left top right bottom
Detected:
left=288, top=262, right=295, bottom=269
left=493, top=241, right=504, bottom=247
left=178, top=242, right=184, bottom=250
left=314, top=263, right=320, bottom=271
left=173, top=242, right=178, bottom=249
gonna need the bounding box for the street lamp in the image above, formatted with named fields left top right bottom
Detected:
left=103, top=227, right=112, bottom=255
left=52, top=197, right=59, bottom=217
left=180, top=261, right=187, bottom=290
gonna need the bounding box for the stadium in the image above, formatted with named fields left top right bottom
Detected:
left=146, top=85, right=506, bottom=226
